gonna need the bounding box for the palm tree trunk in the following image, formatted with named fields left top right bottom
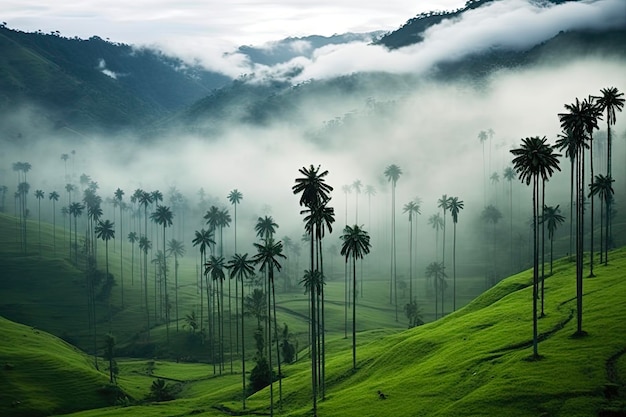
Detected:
left=409, top=218, right=413, bottom=301
left=267, top=273, right=273, bottom=417
left=271, top=270, right=282, bottom=410
left=241, top=273, right=246, bottom=410
left=309, top=232, right=317, bottom=414
left=352, top=255, right=357, bottom=370
left=453, top=223, right=457, bottom=311
left=589, top=133, right=596, bottom=277
left=532, top=175, right=539, bottom=358
left=541, top=179, right=546, bottom=317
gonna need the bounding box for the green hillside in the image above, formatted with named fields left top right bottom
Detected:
left=0, top=315, right=123, bottom=416
left=2, top=244, right=624, bottom=416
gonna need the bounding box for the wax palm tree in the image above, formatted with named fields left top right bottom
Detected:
left=340, top=224, right=371, bottom=370
left=167, top=239, right=185, bottom=332
left=204, top=206, right=221, bottom=239
left=403, top=201, right=420, bottom=301
left=448, top=197, right=464, bottom=311
left=478, top=130, right=488, bottom=205
left=352, top=179, right=362, bottom=223
left=581, top=98, right=602, bottom=276
left=228, top=189, right=243, bottom=352
left=302, top=200, right=335, bottom=398
left=595, top=87, right=624, bottom=178
left=384, top=164, right=402, bottom=319
left=69, top=202, right=84, bottom=264
left=503, top=167, right=516, bottom=266
left=255, top=215, right=278, bottom=242
left=437, top=194, right=452, bottom=275
left=139, top=236, right=152, bottom=336
left=292, top=164, right=333, bottom=415
left=589, top=174, right=614, bottom=265
left=192, top=228, right=215, bottom=341
left=205, top=255, right=227, bottom=374
left=35, top=189, right=44, bottom=251
left=555, top=128, right=579, bottom=261
left=511, top=136, right=561, bottom=356
left=428, top=213, right=443, bottom=261
left=128, top=232, right=138, bottom=286
left=151, top=205, right=173, bottom=343
left=114, top=188, right=124, bottom=300
left=65, top=183, right=75, bottom=257
left=95, top=219, right=115, bottom=329
left=48, top=191, right=60, bottom=254
left=559, top=99, right=594, bottom=335
left=228, top=253, right=256, bottom=409
left=541, top=205, right=565, bottom=276
left=425, top=261, right=447, bottom=319
left=481, top=204, right=502, bottom=281
left=253, top=238, right=286, bottom=415
left=61, top=153, right=69, bottom=180
left=595, top=87, right=624, bottom=257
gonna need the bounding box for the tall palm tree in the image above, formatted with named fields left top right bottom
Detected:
left=139, top=236, right=152, bottom=337
left=403, top=201, right=420, bottom=301
left=255, top=215, right=278, bottom=242
left=69, top=202, right=84, bottom=264
left=541, top=205, right=565, bottom=276
left=341, top=184, right=351, bottom=337
left=340, top=224, right=371, bottom=371
left=448, top=197, right=464, bottom=312
left=35, top=189, right=44, bottom=252
left=589, top=174, right=614, bottom=265
left=151, top=205, right=174, bottom=343
left=428, top=213, right=443, bottom=262
left=227, top=252, right=255, bottom=410
left=555, top=128, right=579, bottom=262
left=595, top=87, right=624, bottom=256
left=253, top=238, right=286, bottom=415
left=61, top=153, right=69, bottom=180
left=192, top=228, right=215, bottom=343
left=352, top=179, right=362, bottom=223
left=205, top=255, right=226, bottom=374
left=128, top=232, right=138, bottom=287
left=580, top=98, right=602, bottom=276
left=511, top=136, right=561, bottom=356
left=383, top=164, right=402, bottom=320
left=65, top=183, right=75, bottom=258
left=302, top=200, right=335, bottom=398
left=503, top=167, right=516, bottom=267
left=228, top=189, right=243, bottom=353
left=559, top=99, right=594, bottom=335
left=425, top=261, right=447, bottom=319
left=437, top=195, right=452, bottom=277
left=481, top=204, right=502, bottom=285
left=292, top=164, right=333, bottom=415
left=478, top=130, right=488, bottom=205
left=95, top=219, right=115, bottom=329
left=167, top=239, right=185, bottom=332
left=114, top=188, right=124, bottom=303
left=49, top=191, right=60, bottom=254
left=595, top=87, right=624, bottom=179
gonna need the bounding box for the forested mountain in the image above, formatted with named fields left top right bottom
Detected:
left=0, top=25, right=231, bottom=135
left=167, top=28, right=626, bottom=137
left=0, top=0, right=623, bottom=140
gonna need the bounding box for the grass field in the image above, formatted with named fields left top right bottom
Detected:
left=1, top=212, right=626, bottom=416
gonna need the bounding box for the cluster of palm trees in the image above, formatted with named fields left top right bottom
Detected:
left=511, top=85, right=623, bottom=358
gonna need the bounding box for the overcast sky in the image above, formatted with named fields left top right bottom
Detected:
left=3, top=0, right=466, bottom=46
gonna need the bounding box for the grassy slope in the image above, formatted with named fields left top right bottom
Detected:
left=52, top=247, right=626, bottom=417
left=0, top=316, right=114, bottom=416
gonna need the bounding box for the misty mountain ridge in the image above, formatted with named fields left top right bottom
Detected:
left=0, top=0, right=624, bottom=141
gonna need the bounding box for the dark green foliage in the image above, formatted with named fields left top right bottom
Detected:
left=404, top=299, right=424, bottom=329
left=97, top=384, right=129, bottom=405
left=250, top=357, right=274, bottom=394
left=148, top=378, right=178, bottom=402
